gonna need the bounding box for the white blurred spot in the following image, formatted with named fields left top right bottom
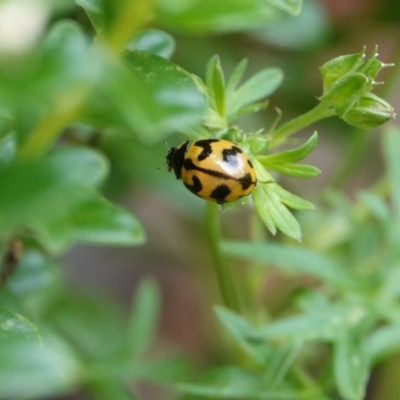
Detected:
left=0, top=0, right=48, bottom=53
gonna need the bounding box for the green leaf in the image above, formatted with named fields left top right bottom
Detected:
left=76, top=0, right=103, bottom=32
left=155, top=0, right=283, bottom=34
left=264, top=162, right=320, bottom=178
left=257, top=132, right=321, bottom=178
left=130, top=357, right=189, bottom=384
left=252, top=184, right=302, bottom=240
left=226, top=59, right=248, bottom=94
left=0, top=146, right=108, bottom=231
left=127, top=28, right=175, bottom=59
left=73, top=195, right=145, bottom=245
left=250, top=0, right=327, bottom=50
left=221, top=241, right=354, bottom=288
left=0, top=21, right=94, bottom=147
left=334, top=332, right=369, bottom=400
left=0, top=335, right=80, bottom=399
left=364, top=324, right=400, bottom=364
left=125, top=279, right=161, bottom=358
left=253, top=304, right=367, bottom=344
left=215, top=306, right=271, bottom=366
left=0, top=132, right=16, bottom=166
left=0, top=147, right=108, bottom=219
left=264, top=187, right=302, bottom=240
left=252, top=185, right=277, bottom=235
left=76, top=0, right=101, bottom=13
left=93, top=51, right=207, bottom=141
left=229, top=100, right=269, bottom=120
left=41, top=20, right=92, bottom=82
left=34, top=192, right=146, bottom=253
left=75, top=0, right=138, bottom=36
left=258, top=132, right=318, bottom=163
left=8, top=249, right=59, bottom=297
left=383, top=127, right=400, bottom=224
left=205, top=55, right=226, bottom=118
left=179, top=367, right=261, bottom=399
left=38, top=192, right=146, bottom=252
left=44, top=290, right=126, bottom=360
left=358, top=191, right=390, bottom=225
left=46, top=146, right=108, bottom=187
left=228, top=68, right=283, bottom=118
left=0, top=308, right=40, bottom=343
left=179, top=366, right=301, bottom=399
left=272, top=185, right=315, bottom=210
left=262, top=0, right=302, bottom=15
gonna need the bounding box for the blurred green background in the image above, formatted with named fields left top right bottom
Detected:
left=0, top=0, right=399, bottom=399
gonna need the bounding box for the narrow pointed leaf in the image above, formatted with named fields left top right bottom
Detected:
left=226, top=59, right=248, bottom=94
left=253, top=305, right=353, bottom=342
left=208, top=56, right=226, bottom=117
left=215, top=306, right=270, bottom=366
left=265, top=162, right=320, bottom=178
left=262, top=0, right=302, bottom=15
left=364, top=324, right=400, bottom=364
left=252, top=185, right=277, bottom=235
left=334, top=333, right=369, bottom=400
left=258, top=132, right=318, bottom=163
left=229, top=68, right=283, bottom=115
left=272, top=185, right=315, bottom=210
left=263, top=186, right=302, bottom=240
left=125, top=279, right=161, bottom=357
left=127, top=28, right=175, bottom=59
left=222, top=241, right=354, bottom=288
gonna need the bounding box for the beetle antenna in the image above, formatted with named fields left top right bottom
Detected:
left=158, top=141, right=170, bottom=171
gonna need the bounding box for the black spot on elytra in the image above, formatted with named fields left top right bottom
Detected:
left=221, top=146, right=242, bottom=168
left=194, top=139, right=219, bottom=161
left=248, top=159, right=253, bottom=168
left=184, top=175, right=203, bottom=194
left=210, top=184, right=231, bottom=203
left=183, top=158, right=196, bottom=171
left=239, top=173, right=254, bottom=190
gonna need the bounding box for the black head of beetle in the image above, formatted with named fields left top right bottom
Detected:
left=166, top=141, right=189, bottom=180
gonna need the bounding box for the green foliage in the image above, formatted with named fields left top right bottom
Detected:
left=0, top=0, right=397, bottom=399
left=319, top=47, right=395, bottom=128
left=257, top=132, right=320, bottom=177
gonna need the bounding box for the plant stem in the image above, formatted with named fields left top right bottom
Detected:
left=100, top=1, right=152, bottom=54
left=205, top=202, right=240, bottom=312
left=270, top=102, right=335, bottom=149
left=17, top=84, right=91, bottom=162
left=0, top=238, right=23, bottom=290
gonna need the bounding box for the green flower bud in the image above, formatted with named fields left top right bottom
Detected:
left=342, top=93, right=396, bottom=129
left=318, top=47, right=395, bottom=128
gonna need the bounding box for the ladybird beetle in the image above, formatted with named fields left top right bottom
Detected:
left=166, top=139, right=257, bottom=204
